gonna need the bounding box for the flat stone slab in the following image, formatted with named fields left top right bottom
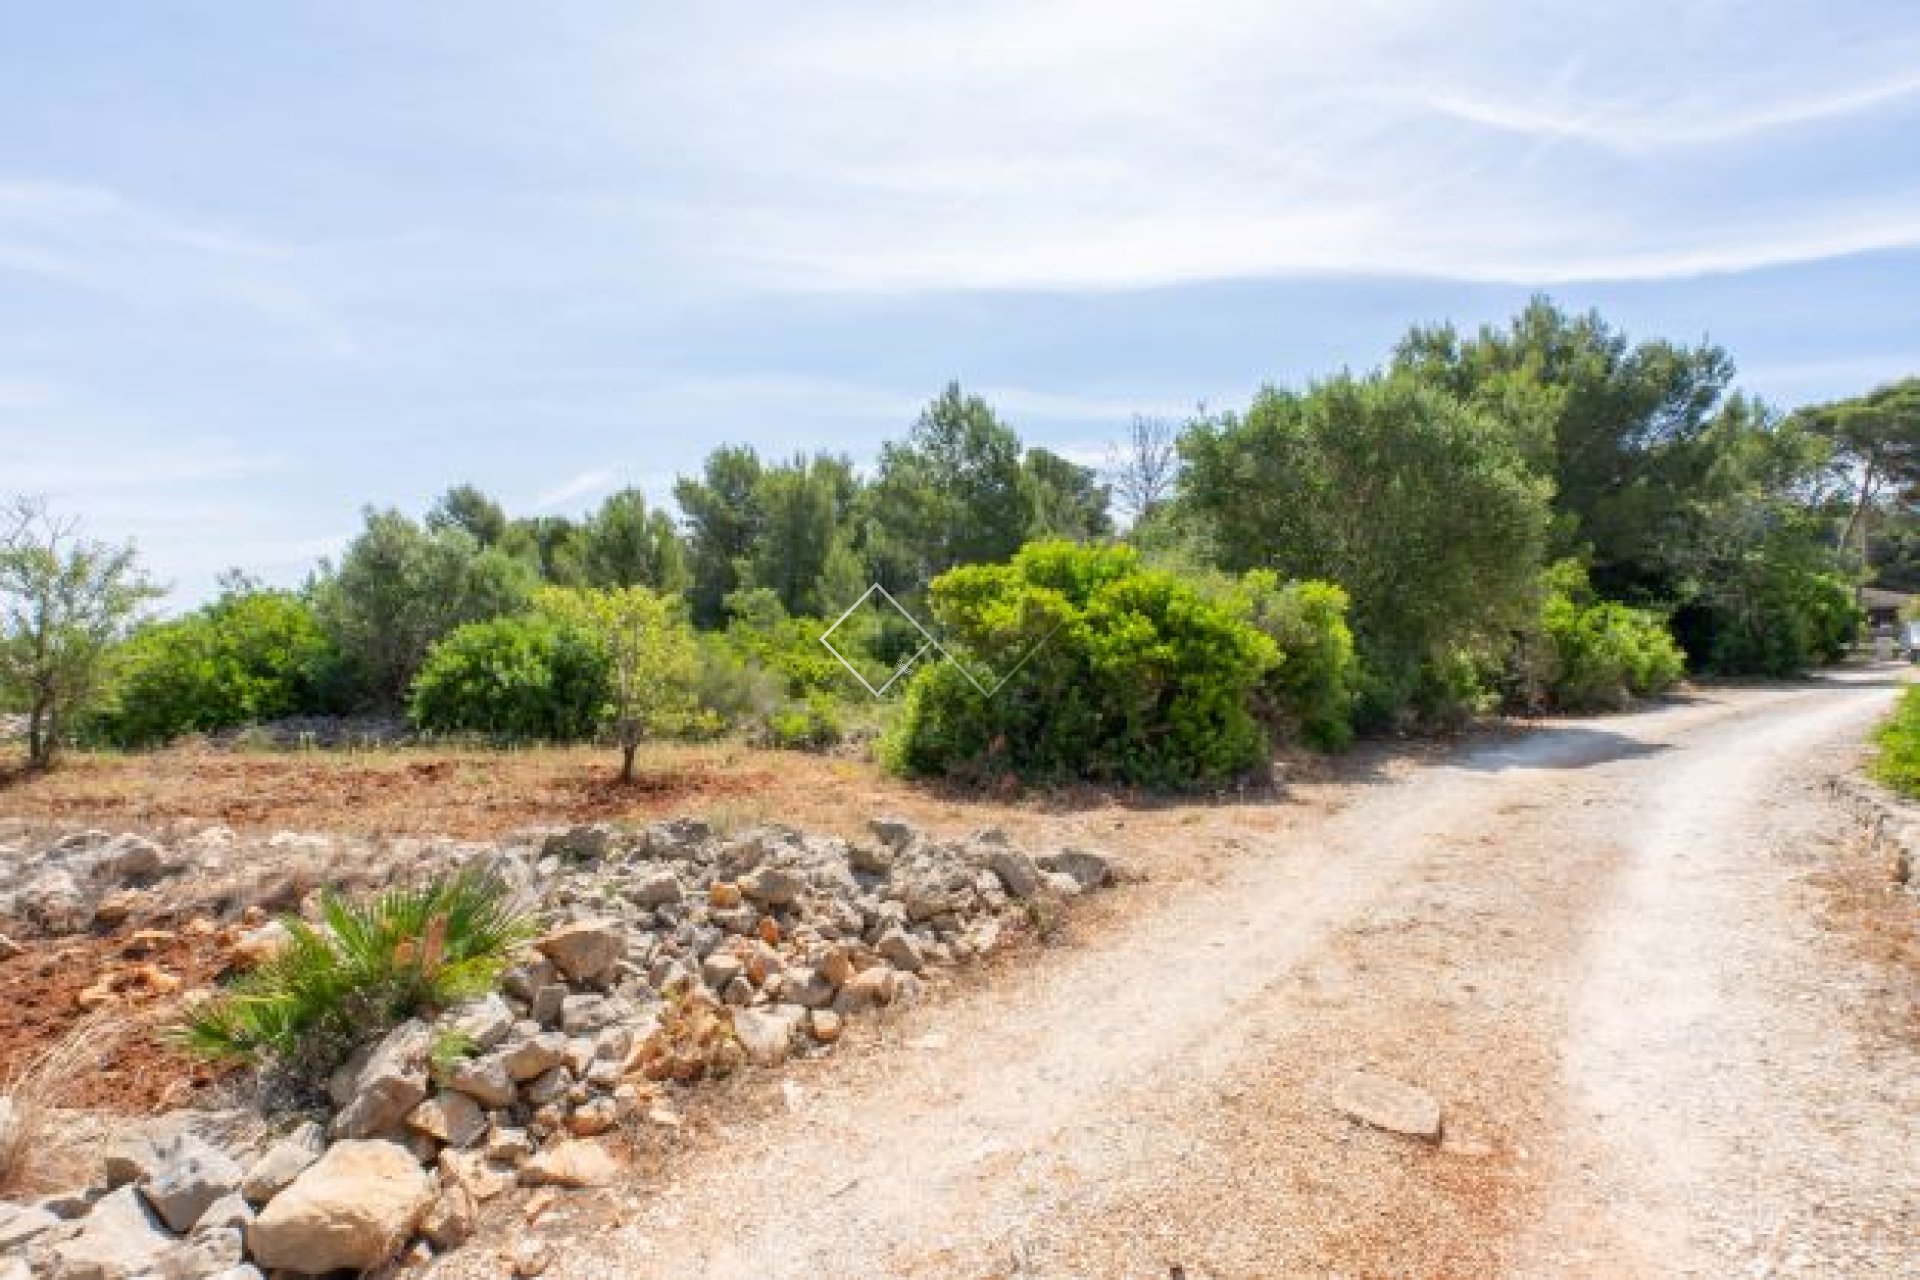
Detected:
left=1333, top=1070, right=1443, bottom=1141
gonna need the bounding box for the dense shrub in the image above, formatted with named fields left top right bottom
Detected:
left=1870, top=686, right=1920, bottom=799
left=760, top=692, right=846, bottom=750
left=95, top=589, right=346, bottom=746
left=1686, top=564, right=1859, bottom=676
left=1528, top=561, right=1686, bottom=709
left=882, top=541, right=1277, bottom=787
left=1222, top=573, right=1357, bottom=750
left=178, top=868, right=535, bottom=1082
left=408, top=612, right=608, bottom=740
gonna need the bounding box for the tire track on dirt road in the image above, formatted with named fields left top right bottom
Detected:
left=444, top=677, right=1911, bottom=1279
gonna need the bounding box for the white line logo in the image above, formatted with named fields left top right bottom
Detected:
left=818, top=583, right=1064, bottom=699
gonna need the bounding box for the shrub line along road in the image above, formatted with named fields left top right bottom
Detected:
left=440, top=672, right=1917, bottom=1279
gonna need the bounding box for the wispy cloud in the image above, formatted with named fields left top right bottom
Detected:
left=530, top=467, right=619, bottom=511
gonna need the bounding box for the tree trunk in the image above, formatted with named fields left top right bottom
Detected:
left=26, top=693, right=55, bottom=770
left=620, top=740, right=638, bottom=784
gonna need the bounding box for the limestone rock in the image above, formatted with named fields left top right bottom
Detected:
left=47, top=1185, right=173, bottom=1280
left=246, top=1139, right=434, bottom=1275
left=535, top=919, right=625, bottom=984
left=139, top=1133, right=243, bottom=1233
left=1332, top=1071, right=1443, bottom=1142
left=516, top=1139, right=618, bottom=1189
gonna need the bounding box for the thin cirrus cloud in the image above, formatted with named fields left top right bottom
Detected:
left=600, top=0, right=1920, bottom=293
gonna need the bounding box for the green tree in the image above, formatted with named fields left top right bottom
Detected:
left=740, top=454, right=862, bottom=616
left=581, top=488, right=686, bottom=591
left=0, top=499, right=161, bottom=767
left=426, top=484, right=508, bottom=548
left=1792, top=377, right=1920, bottom=576
left=1394, top=297, right=1735, bottom=600
left=313, top=509, right=537, bottom=705
left=674, top=446, right=766, bottom=627
left=865, top=384, right=1033, bottom=589
left=1023, top=447, right=1114, bottom=541
left=499, top=514, right=587, bottom=586
left=1179, top=371, right=1551, bottom=719
left=536, top=585, right=698, bottom=781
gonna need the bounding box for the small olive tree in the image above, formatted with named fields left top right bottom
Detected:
left=536, top=585, right=697, bottom=782
left=0, top=498, right=161, bottom=768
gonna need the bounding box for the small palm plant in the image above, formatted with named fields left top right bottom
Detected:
left=177, top=867, right=536, bottom=1081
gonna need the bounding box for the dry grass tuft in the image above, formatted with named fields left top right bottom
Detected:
left=0, top=1007, right=138, bottom=1196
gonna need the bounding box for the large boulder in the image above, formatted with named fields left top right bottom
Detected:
left=246, top=1139, right=433, bottom=1275
left=535, top=919, right=625, bottom=984
left=46, top=1185, right=173, bottom=1280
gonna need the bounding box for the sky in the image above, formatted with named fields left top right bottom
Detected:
left=3, top=1, right=1920, bottom=605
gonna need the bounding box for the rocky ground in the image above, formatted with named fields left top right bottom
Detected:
left=0, top=815, right=1120, bottom=1278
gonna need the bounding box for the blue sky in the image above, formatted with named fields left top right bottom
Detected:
left=3, top=1, right=1919, bottom=605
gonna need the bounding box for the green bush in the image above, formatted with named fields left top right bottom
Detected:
left=1692, top=566, right=1860, bottom=676
left=95, top=589, right=346, bottom=746
left=882, top=541, right=1277, bottom=787
left=408, top=612, right=608, bottom=740
left=1871, top=686, right=1920, bottom=799
left=1531, top=561, right=1686, bottom=709
left=177, top=868, right=535, bottom=1081
left=1227, top=573, right=1357, bottom=750
left=760, top=692, right=846, bottom=750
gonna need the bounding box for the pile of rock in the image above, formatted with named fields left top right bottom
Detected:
left=1, top=816, right=1116, bottom=1276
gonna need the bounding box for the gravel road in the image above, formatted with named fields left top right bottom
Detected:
left=490, top=675, right=1917, bottom=1278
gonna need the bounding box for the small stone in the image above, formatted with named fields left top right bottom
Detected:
left=330, top=1020, right=432, bottom=1140
left=523, top=1066, right=572, bottom=1108
left=485, top=1127, right=534, bottom=1165
left=502, top=1032, right=569, bottom=1081
left=867, top=817, right=917, bottom=850
left=512, top=1236, right=554, bottom=1276
left=517, top=1139, right=618, bottom=1189
left=443, top=993, right=515, bottom=1050
left=707, top=881, right=743, bottom=909
left=406, top=1091, right=488, bottom=1149
left=628, top=869, right=683, bottom=907
left=444, top=1052, right=517, bottom=1108
left=739, top=866, right=804, bottom=907
left=140, top=1134, right=244, bottom=1233
left=816, top=946, right=854, bottom=987
left=700, top=953, right=744, bottom=990
left=567, top=1096, right=619, bottom=1137
left=560, top=993, right=618, bottom=1034
left=1332, top=1071, right=1443, bottom=1142
left=419, top=1181, right=477, bottom=1249
left=722, top=975, right=754, bottom=1005
left=0, top=932, right=22, bottom=960
left=47, top=1186, right=172, bottom=1279
left=535, top=918, right=626, bottom=984
left=779, top=966, right=836, bottom=1009
left=875, top=927, right=925, bottom=972
left=1037, top=847, right=1112, bottom=891
left=530, top=983, right=567, bottom=1027
left=985, top=847, right=1042, bottom=898
left=834, top=965, right=900, bottom=1015
left=239, top=1122, right=325, bottom=1204
left=192, top=1191, right=254, bottom=1234
left=808, top=1009, right=843, bottom=1044
left=731, top=1006, right=798, bottom=1066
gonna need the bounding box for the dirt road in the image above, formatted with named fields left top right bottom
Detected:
left=512, top=676, right=1918, bottom=1278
